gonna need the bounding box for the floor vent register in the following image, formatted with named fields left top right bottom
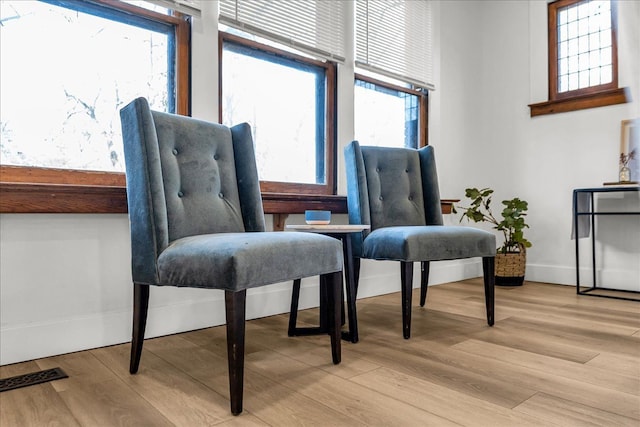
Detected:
left=0, top=368, right=68, bottom=392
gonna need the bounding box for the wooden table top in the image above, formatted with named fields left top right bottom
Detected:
left=284, top=224, right=370, bottom=233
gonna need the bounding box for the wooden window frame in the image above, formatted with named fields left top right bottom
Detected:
left=354, top=73, right=429, bottom=148
left=529, top=0, right=628, bottom=117
left=219, top=32, right=338, bottom=197
left=0, top=0, right=191, bottom=213
left=0, top=4, right=343, bottom=215
left=1, top=2, right=443, bottom=216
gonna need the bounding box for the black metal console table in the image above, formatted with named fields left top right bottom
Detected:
left=572, top=186, right=640, bottom=301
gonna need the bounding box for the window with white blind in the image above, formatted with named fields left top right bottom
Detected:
left=355, top=0, right=434, bottom=90
left=218, top=0, right=343, bottom=195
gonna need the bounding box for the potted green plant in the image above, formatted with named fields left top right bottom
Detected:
left=454, top=187, right=532, bottom=286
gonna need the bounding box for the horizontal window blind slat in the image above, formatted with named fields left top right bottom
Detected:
left=147, top=0, right=201, bottom=16
left=219, top=0, right=346, bottom=62
left=355, top=63, right=433, bottom=91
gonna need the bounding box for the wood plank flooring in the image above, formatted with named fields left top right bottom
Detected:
left=1, top=279, right=639, bottom=426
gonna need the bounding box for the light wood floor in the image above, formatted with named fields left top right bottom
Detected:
left=2, top=279, right=639, bottom=426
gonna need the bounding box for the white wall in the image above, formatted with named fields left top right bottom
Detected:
left=431, top=0, right=640, bottom=290
left=2, top=0, right=639, bottom=366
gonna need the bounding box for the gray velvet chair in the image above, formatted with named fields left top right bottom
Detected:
left=344, top=141, right=496, bottom=339
left=120, top=97, right=343, bottom=415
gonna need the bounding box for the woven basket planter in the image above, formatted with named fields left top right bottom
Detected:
left=495, top=246, right=526, bottom=286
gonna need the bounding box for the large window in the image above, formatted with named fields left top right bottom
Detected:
left=1, top=0, right=178, bottom=172
left=0, top=0, right=190, bottom=212
left=220, top=32, right=336, bottom=195
left=354, top=74, right=425, bottom=149
left=529, top=0, right=627, bottom=116
left=553, top=0, right=615, bottom=97
left=353, top=1, right=431, bottom=150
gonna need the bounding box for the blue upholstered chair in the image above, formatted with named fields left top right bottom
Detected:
left=120, top=97, right=343, bottom=415
left=344, top=141, right=496, bottom=339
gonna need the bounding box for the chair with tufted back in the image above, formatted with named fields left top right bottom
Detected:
left=344, top=141, right=496, bottom=339
left=120, top=97, right=343, bottom=415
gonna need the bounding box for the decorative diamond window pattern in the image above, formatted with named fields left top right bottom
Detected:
left=556, top=0, right=612, bottom=93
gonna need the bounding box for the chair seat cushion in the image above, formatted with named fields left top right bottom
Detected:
left=157, top=232, right=342, bottom=290
left=363, top=226, right=496, bottom=262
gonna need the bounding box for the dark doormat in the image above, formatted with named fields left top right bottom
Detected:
left=0, top=367, right=68, bottom=392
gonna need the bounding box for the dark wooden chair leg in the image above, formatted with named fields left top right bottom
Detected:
left=343, top=237, right=359, bottom=343
left=482, top=257, right=495, bottom=326
left=319, top=275, right=329, bottom=332
left=225, top=290, right=247, bottom=416
left=400, top=261, right=414, bottom=339
left=420, top=261, right=430, bottom=307
left=353, top=257, right=361, bottom=296
left=324, top=271, right=342, bottom=364
left=288, top=279, right=302, bottom=336
left=130, top=283, right=149, bottom=374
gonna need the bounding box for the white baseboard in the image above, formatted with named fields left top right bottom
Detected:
left=0, top=283, right=299, bottom=366
left=526, top=263, right=640, bottom=292
left=1, top=309, right=132, bottom=366
left=16, top=259, right=624, bottom=366
left=1, top=259, right=480, bottom=365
